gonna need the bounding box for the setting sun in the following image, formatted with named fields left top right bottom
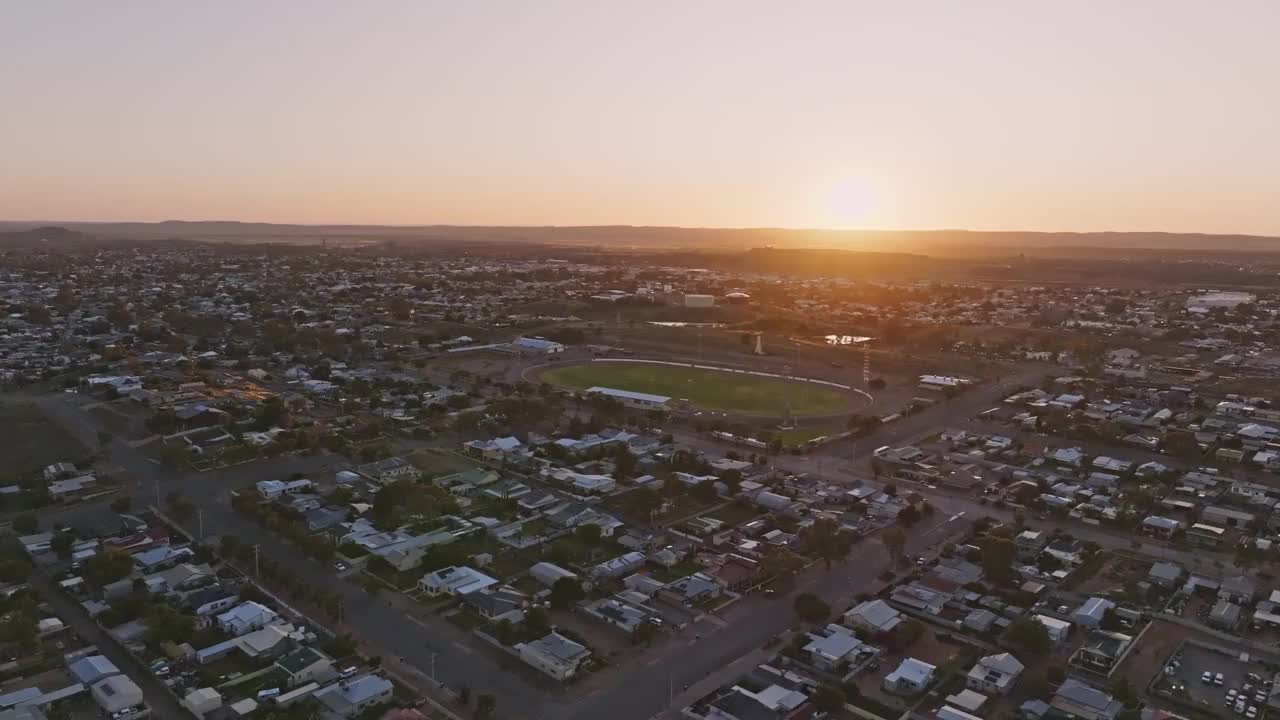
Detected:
left=821, top=177, right=880, bottom=229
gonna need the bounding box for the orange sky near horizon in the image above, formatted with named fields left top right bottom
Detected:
left=3, top=2, right=1278, bottom=235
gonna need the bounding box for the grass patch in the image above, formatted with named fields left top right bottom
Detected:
left=0, top=401, right=91, bottom=480
left=707, top=502, right=762, bottom=528
left=406, top=448, right=481, bottom=478
left=541, top=362, right=851, bottom=415
left=777, top=425, right=838, bottom=446
left=649, top=559, right=705, bottom=583
left=447, top=610, right=490, bottom=631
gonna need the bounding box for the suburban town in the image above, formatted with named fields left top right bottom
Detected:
left=0, top=239, right=1278, bottom=720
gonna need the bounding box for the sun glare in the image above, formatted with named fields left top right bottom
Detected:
left=822, top=177, right=879, bottom=228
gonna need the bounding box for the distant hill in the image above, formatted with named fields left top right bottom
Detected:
left=0, top=225, right=97, bottom=248
left=1, top=221, right=1278, bottom=252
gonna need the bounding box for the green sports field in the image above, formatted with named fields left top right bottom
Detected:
left=541, top=362, right=851, bottom=415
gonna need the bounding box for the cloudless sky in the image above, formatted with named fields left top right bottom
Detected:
left=2, top=1, right=1278, bottom=233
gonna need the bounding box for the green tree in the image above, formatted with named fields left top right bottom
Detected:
left=802, top=518, right=853, bottom=570
left=475, top=693, right=497, bottom=719
left=981, top=536, right=1017, bottom=584
left=1006, top=616, right=1051, bottom=654
left=11, top=514, right=37, bottom=535
left=811, top=684, right=846, bottom=713
left=83, top=548, right=134, bottom=587
left=110, top=497, right=132, bottom=514
left=574, top=523, right=603, bottom=549
left=881, top=526, right=906, bottom=563
left=549, top=577, right=585, bottom=609
left=793, top=592, right=830, bottom=624
left=50, top=533, right=75, bottom=560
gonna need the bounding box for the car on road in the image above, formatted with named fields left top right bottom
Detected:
left=914, top=556, right=927, bottom=566
left=333, top=562, right=348, bottom=572
left=1203, top=671, right=1213, bottom=683
left=1246, top=705, right=1258, bottom=719
left=1227, top=689, right=1238, bottom=705
left=1216, top=673, right=1225, bottom=686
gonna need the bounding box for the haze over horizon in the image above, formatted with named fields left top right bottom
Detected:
left=4, top=2, right=1278, bottom=236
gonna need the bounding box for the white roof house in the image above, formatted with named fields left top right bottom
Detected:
left=586, top=386, right=671, bottom=408
left=419, top=566, right=498, bottom=596
left=884, top=658, right=936, bottom=694
left=91, top=675, right=143, bottom=714
left=216, top=601, right=279, bottom=637
left=966, top=653, right=1025, bottom=695
left=1072, top=597, right=1115, bottom=628
left=314, top=674, right=394, bottom=718
left=1034, top=614, right=1072, bottom=643
left=843, top=599, right=902, bottom=634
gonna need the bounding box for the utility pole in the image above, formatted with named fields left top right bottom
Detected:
left=153, top=477, right=161, bottom=508
left=253, top=545, right=260, bottom=577
left=197, top=507, right=204, bottom=542
left=430, top=652, right=437, bottom=684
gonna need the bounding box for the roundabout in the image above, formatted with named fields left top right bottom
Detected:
left=534, top=358, right=873, bottom=419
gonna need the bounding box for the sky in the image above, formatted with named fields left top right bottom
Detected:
left=2, top=1, right=1278, bottom=234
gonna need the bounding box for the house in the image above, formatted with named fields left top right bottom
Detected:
left=1072, top=630, right=1133, bottom=674
left=583, top=598, right=654, bottom=633
left=233, top=623, right=296, bottom=659
left=183, top=687, right=222, bottom=718
left=1071, top=598, right=1115, bottom=629
left=1015, top=530, right=1046, bottom=553
left=461, top=587, right=528, bottom=621
left=660, top=573, right=722, bottom=606
left=43, top=462, right=77, bottom=481
left=274, top=646, right=334, bottom=687
left=67, top=655, right=120, bottom=685
left=802, top=625, right=866, bottom=672
left=216, top=601, right=280, bottom=636
left=1034, top=614, right=1072, bottom=644
left=1148, top=562, right=1183, bottom=588
left=419, top=566, right=498, bottom=597
left=883, top=657, right=936, bottom=695
left=314, top=675, right=394, bottom=718
left=133, top=544, right=195, bottom=573
left=843, top=599, right=902, bottom=635
left=1202, top=505, right=1255, bottom=529
left=1188, top=523, right=1226, bottom=547
left=529, top=562, right=578, bottom=587
left=355, top=457, right=421, bottom=485
left=90, top=675, right=144, bottom=715
left=1218, top=574, right=1257, bottom=603
left=591, top=552, right=646, bottom=579
left=256, top=478, right=314, bottom=499
left=48, top=474, right=96, bottom=499
left=1208, top=600, right=1241, bottom=630
left=1141, top=516, right=1181, bottom=539
left=516, top=632, right=591, bottom=681
left=1051, top=678, right=1122, bottom=720
left=966, top=653, right=1024, bottom=695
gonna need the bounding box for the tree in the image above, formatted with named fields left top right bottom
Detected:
left=761, top=548, right=805, bottom=581
left=690, top=480, right=718, bottom=503
left=474, top=693, right=497, bottom=719
left=802, top=518, right=853, bottom=570
left=525, top=607, right=550, bottom=635
left=981, top=536, right=1017, bottom=584
left=574, top=524, right=603, bottom=549
left=897, top=505, right=920, bottom=527
left=11, top=514, right=37, bottom=535
left=83, top=548, right=134, bottom=587
left=812, top=684, right=846, bottom=713
left=50, top=533, right=75, bottom=560
left=613, top=445, right=637, bottom=479
left=881, top=526, right=906, bottom=563
left=793, top=592, right=830, bottom=624
left=110, top=497, right=132, bottom=514
left=1162, top=430, right=1201, bottom=459
left=1006, top=616, right=1051, bottom=654
left=549, top=577, right=585, bottom=609
left=220, top=534, right=242, bottom=558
